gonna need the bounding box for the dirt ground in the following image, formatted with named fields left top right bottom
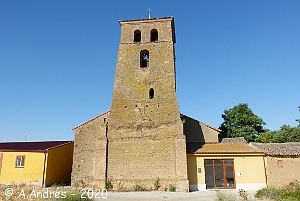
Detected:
left=99, top=190, right=259, bottom=201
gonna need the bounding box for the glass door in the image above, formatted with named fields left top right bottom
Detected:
left=204, top=159, right=235, bottom=189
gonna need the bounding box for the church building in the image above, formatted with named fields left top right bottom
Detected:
left=71, top=17, right=267, bottom=192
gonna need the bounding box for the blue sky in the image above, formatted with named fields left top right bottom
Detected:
left=1, top=0, right=299, bottom=142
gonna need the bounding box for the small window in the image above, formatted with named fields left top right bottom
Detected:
left=134, top=30, right=141, bottom=42
left=16, top=156, right=25, bottom=168
left=151, top=29, right=158, bottom=42
left=140, top=50, right=149, bottom=68
left=149, top=88, right=154, bottom=99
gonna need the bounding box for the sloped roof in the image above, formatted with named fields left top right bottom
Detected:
left=187, top=142, right=264, bottom=155
left=250, top=142, right=300, bottom=156
left=73, top=111, right=220, bottom=134
left=180, top=114, right=221, bottom=133
left=219, top=137, right=248, bottom=144
left=73, top=110, right=110, bottom=130
left=0, top=141, right=73, bottom=152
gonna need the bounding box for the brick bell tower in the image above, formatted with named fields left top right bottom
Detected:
left=107, top=17, right=189, bottom=192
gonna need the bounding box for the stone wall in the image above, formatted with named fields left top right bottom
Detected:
left=71, top=112, right=109, bottom=189
left=71, top=17, right=189, bottom=192
left=265, top=156, right=300, bottom=187
left=107, top=17, right=188, bottom=192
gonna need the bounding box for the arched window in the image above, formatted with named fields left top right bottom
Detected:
left=140, top=50, right=149, bottom=68
left=149, top=88, right=154, bottom=99
left=134, top=30, right=141, bottom=42
left=150, top=29, right=158, bottom=42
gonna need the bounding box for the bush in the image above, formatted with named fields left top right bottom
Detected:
left=105, top=178, right=113, bottom=190
left=214, top=191, right=237, bottom=201
left=279, top=189, right=300, bottom=201
left=133, top=184, right=146, bottom=191
left=255, top=187, right=283, bottom=200
left=154, top=178, right=160, bottom=190
left=169, top=184, right=176, bottom=192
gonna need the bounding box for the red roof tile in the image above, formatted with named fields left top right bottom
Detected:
left=250, top=142, right=300, bottom=156
left=0, top=141, right=73, bottom=152
left=187, top=142, right=264, bottom=154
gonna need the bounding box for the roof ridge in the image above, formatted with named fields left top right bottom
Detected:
left=72, top=110, right=110, bottom=130
left=181, top=114, right=221, bottom=132
left=0, top=141, right=73, bottom=152
left=46, top=141, right=73, bottom=151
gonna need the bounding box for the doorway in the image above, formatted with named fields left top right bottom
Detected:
left=204, top=159, right=235, bottom=189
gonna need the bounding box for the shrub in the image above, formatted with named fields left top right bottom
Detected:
left=238, top=189, right=249, bottom=200
left=214, top=190, right=237, bottom=201
left=279, top=189, right=300, bottom=201
left=281, top=181, right=300, bottom=192
left=133, top=184, right=146, bottom=191
left=255, top=187, right=283, bottom=200
left=105, top=178, right=113, bottom=190
left=169, top=184, right=176, bottom=192
left=154, top=178, right=160, bottom=190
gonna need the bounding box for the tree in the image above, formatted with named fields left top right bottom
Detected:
left=255, top=130, right=274, bottom=143
left=255, top=106, right=300, bottom=143
left=219, top=103, right=265, bottom=142
left=255, top=125, right=300, bottom=143
left=296, top=105, right=300, bottom=126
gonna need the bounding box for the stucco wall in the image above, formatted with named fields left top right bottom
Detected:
left=187, top=154, right=266, bottom=191
left=45, top=142, right=74, bottom=187
left=0, top=152, right=44, bottom=186
left=181, top=115, right=219, bottom=143
left=265, top=156, right=300, bottom=187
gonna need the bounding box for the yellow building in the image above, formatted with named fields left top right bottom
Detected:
left=187, top=141, right=267, bottom=191
left=0, top=141, right=73, bottom=187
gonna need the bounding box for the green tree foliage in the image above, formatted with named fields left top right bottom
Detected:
left=255, top=125, right=300, bottom=143
left=219, top=103, right=265, bottom=142
left=255, top=106, right=300, bottom=143
left=296, top=105, right=300, bottom=126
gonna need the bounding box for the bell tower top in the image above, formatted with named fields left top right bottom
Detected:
left=119, top=17, right=176, bottom=44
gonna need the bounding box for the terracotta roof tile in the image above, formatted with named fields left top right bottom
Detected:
left=0, top=141, right=73, bottom=152
left=250, top=142, right=300, bottom=156
left=187, top=142, right=264, bottom=154
left=219, top=137, right=248, bottom=144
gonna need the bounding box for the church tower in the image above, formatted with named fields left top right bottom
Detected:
left=107, top=17, right=189, bottom=192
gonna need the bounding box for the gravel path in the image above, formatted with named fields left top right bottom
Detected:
left=99, top=190, right=259, bottom=201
